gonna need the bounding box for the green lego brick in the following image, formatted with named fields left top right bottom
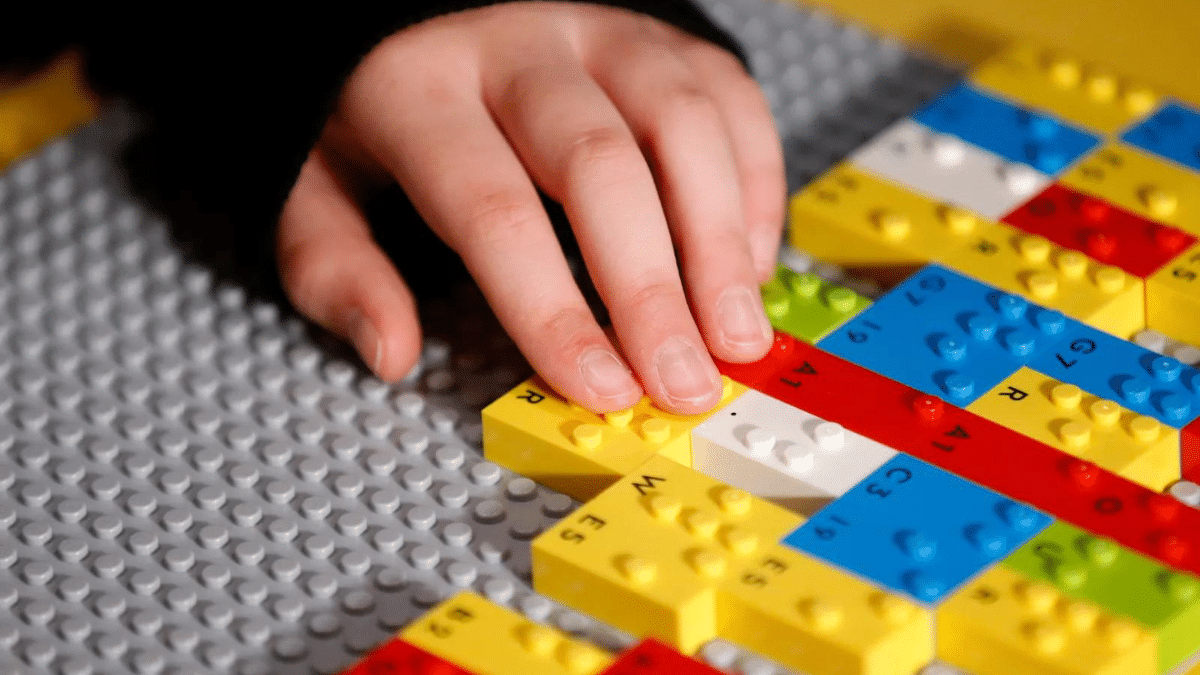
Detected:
left=1003, top=520, right=1200, bottom=673
left=762, top=266, right=872, bottom=343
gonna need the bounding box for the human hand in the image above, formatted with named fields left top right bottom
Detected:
left=277, top=1, right=785, bottom=415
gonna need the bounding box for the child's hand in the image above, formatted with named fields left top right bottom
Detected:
left=277, top=1, right=785, bottom=415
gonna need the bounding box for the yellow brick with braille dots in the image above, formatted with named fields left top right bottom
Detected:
left=942, top=225, right=1145, bottom=339
left=970, top=44, right=1161, bottom=135
left=938, top=565, right=1156, bottom=675
left=1147, top=242, right=1200, bottom=346
left=532, top=455, right=933, bottom=675
left=719, top=545, right=933, bottom=675
left=1063, top=143, right=1200, bottom=238
left=789, top=162, right=988, bottom=286
left=482, top=376, right=747, bottom=501
left=968, top=367, right=1180, bottom=491
left=401, top=591, right=614, bottom=675
left=532, top=454, right=802, bottom=654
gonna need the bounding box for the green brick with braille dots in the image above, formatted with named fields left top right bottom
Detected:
left=762, top=266, right=872, bottom=343
left=1002, top=520, right=1200, bottom=673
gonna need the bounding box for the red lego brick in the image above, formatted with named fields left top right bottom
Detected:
left=714, top=330, right=809, bottom=390
left=718, top=339, right=1200, bottom=575
left=1184, top=417, right=1200, bottom=484
left=1002, top=182, right=1196, bottom=278
left=341, top=638, right=474, bottom=675
left=600, top=639, right=723, bottom=675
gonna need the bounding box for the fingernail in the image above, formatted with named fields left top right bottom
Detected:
left=655, top=336, right=720, bottom=407
left=578, top=348, right=639, bottom=401
left=350, top=312, right=382, bottom=372
left=717, top=286, right=772, bottom=351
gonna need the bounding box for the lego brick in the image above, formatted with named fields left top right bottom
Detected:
left=532, top=455, right=934, bottom=675
left=940, top=225, right=1145, bottom=338
left=782, top=454, right=1052, bottom=603
left=912, top=82, right=1101, bottom=174
left=850, top=117, right=1052, bottom=220
left=816, top=263, right=1069, bottom=405
left=762, top=266, right=872, bottom=343
left=342, top=638, right=476, bottom=675
left=1062, top=142, right=1200, bottom=237
left=937, top=564, right=1157, bottom=675
left=531, top=454, right=803, bottom=653
left=1122, top=102, right=1200, bottom=174
left=1027, top=317, right=1200, bottom=428
left=1148, top=243, right=1200, bottom=347
left=401, top=592, right=614, bottom=675
left=719, top=338, right=1200, bottom=576
left=1003, top=520, right=1200, bottom=673
left=715, top=330, right=810, bottom=391
left=1002, top=183, right=1196, bottom=279
left=787, top=163, right=988, bottom=286
left=1171, top=481, right=1200, bottom=509
left=0, top=54, right=96, bottom=170
left=1185, top=418, right=1200, bottom=485
left=969, top=44, right=1162, bottom=135
left=482, top=376, right=747, bottom=501
left=600, top=639, right=723, bottom=675
left=968, top=367, right=1180, bottom=492
left=1134, top=329, right=1200, bottom=366
left=690, top=388, right=897, bottom=516
left=717, top=543, right=933, bottom=675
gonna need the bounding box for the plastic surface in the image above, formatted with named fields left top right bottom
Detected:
left=1003, top=520, right=1200, bottom=673
left=341, top=639, right=475, bottom=675
left=937, top=565, right=1156, bottom=675
left=762, top=266, right=872, bottom=343
left=817, top=263, right=1069, bottom=405
left=939, top=225, right=1145, bottom=339
left=968, top=367, right=1181, bottom=492
left=1002, top=183, right=1196, bottom=279
left=1147, top=243, right=1200, bottom=347
left=969, top=43, right=1162, bottom=135
left=531, top=455, right=934, bottom=675
left=1062, top=143, right=1200, bottom=237
left=912, top=82, right=1101, bottom=174
left=782, top=453, right=1052, bottom=603
left=850, top=118, right=1051, bottom=220
left=690, top=388, right=897, bottom=515
left=1122, top=102, right=1200, bottom=174
left=600, top=639, right=725, bottom=675
left=1026, top=317, right=1200, bottom=428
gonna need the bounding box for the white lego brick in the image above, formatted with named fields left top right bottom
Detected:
left=851, top=118, right=1052, bottom=220
left=691, top=389, right=897, bottom=516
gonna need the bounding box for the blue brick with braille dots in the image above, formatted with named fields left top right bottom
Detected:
left=781, top=454, right=1053, bottom=604
left=1122, top=101, right=1200, bottom=174
left=1028, top=316, right=1200, bottom=428
left=816, top=264, right=1069, bottom=406
left=912, top=82, right=1101, bottom=174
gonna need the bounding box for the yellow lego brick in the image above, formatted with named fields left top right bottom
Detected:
left=968, top=367, right=1180, bottom=491
left=532, top=454, right=801, bottom=653
left=789, top=162, right=986, bottom=286
left=1063, top=143, right=1200, bottom=237
left=970, top=44, right=1161, bottom=135
left=938, top=565, right=1157, bottom=675
left=942, top=225, right=1146, bottom=338
left=533, top=455, right=934, bottom=675
left=0, top=54, right=96, bottom=170
left=1147, top=243, right=1200, bottom=346
left=401, top=591, right=614, bottom=675
left=719, top=545, right=933, bottom=675
left=482, top=376, right=746, bottom=501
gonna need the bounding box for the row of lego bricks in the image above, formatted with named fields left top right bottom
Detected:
left=754, top=258, right=1199, bottom=493
left=529, top=452, right=1197, bottom=675
left=789, top=47, right=1200, bottom=347
left=343, top=589, right=725, bottom=675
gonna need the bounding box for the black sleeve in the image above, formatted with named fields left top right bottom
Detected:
left=15, top=3, right=741, bottom=226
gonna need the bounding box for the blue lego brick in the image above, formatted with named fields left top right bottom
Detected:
left=912, top=82, right=1101, bottom=174
left=781, top=454, right=1053, bottom=604
left=1122, top=101, right=1200, bottom=174
left=816, top=264, right=1068, bottom=405
left=1028, top=317, right=1200, bottom=428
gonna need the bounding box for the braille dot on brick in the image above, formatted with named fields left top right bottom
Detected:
left=469, top=461, right=502, bottom=486
left=397, top=429, right=429, bottom=455
left=201, top=604, right=233, bottom=630
left=507, top=478, right=538, bottom=501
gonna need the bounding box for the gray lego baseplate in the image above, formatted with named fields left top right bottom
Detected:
left=0, top=2, right=967, bottom=674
